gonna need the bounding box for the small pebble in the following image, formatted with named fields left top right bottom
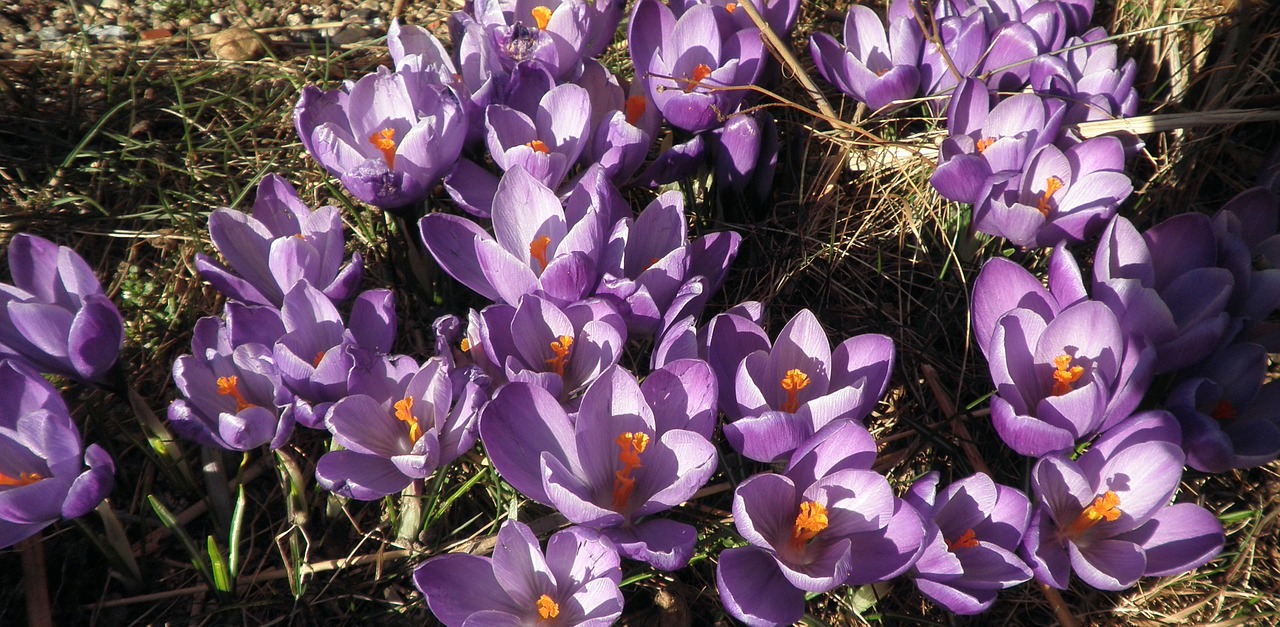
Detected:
left=330, top=25, right=366, bottom=46
left=189, top=24, right=219, bottom=36
left=36, top=26, right=65, bottom=42
left=209, top=27, right=265, bottom=61
left=89, top=25, right=130, bottom=41
left=209, top=12, right=226, bottom=26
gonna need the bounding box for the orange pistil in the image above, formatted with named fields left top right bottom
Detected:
left=1036, top=176, right=1065, bottom=217
left=976, top=137, right=995, bottom=153
left=1064, top=491, right=1122, bottom=539
left=545, top=336, right=573, bottom=376
left=526, top=139, right=551, bottom=154
left=369, top=128, right=397, bottom=169
left=312, top=351, right=326, bottom=368
left=530, top=235, right=553, bottom=272
left=0, top=471, right=43, bottom=488
left=625, top=95, right=646, bottom=126
left=685, top=64, right=713, bottom=92
left=216, top=376, right=254, bottom=412
left=531, top=6, right=553, bottom=30
left=1050, top=354, right=1084, bottom=396
left=779, top=368, right=810, bottom=413
left=1211, top=400, right=1237, bottom=421
left=395, top=397, right=422, bottom=444
left=946, top=528, right=979, bottom=551
left=612, top=432, right=650, bottom=509
left=791, top=500, right=828, bottom=550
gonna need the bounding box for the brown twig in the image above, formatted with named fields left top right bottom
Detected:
left=1039, top=583, right=1082, bottom=627
left=921, top=364, right=990, bottom=476
left=734, top=0, right=839, bottom=123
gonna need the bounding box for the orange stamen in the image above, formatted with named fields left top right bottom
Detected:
left=725, top=2, right=738, bottom=12
left=1211, top=400, right=1237, bottom=421
left=685, top=64, right=713, bottom=92
left=530, top=235, right=552, bottom=273
left=525, top=139, right=551, bottom=154
left=1065, top=491, right=1122, bottom=539
left=395, top=397, right=422, bottom=444
left=947, top=528, right=979, bottom=551
left=611, top=432, right=650, bottom=509
left=216, top=376, right=254, bottom=412
left=791, top=500, right=828, bottom=549
left=460, top=338, right=472, bottom=353
left=369, top=128, right=397, bottom=169
left=312, top=351, right=326, bottom=368
left=545, top=336, right=573, bottom=376
left=531, top=6, right=553, bottom=30
left=1050, top=354, right=1084, bottom=396
left=976, top=137, right=995, bottom=153
left=1037, top=176, right=1065, bottom=217
left=779, top=368, right=810, bottom=413
left=536, top=593, right=559, bottom=620
left=625, top=95, right=646, bottom=126
left=0, top=471, right=43, bottom=488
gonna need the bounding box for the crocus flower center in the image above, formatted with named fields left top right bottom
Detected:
left=1065, top=491, right=1122, bottom=539
left=779, top=368, right=810, bottom=413
left=625, top=95, right=646, bottom=126
left=544, top=335, right=573, bottom=376
left=1050, top=354, right=1084, bottom=396
left=531, top=6, right=553, bottom=30
left=216, top=376, right=254, bottom=412
left=1036, top=176, right=1065, bottom=217
left=395, top=397, right=422, bottom=444
left=612, top=431, right=650, bottom=510
left=536, top=593, right=560, bottom=620
left=312, top=351, right=326, bottom=368
left=525, top=140, right=551, bottom=154
left=685, top=64, right=713, bottom=92
left=976, top=137, right=995, bottom=153
left=369, top=128, right=397, bottom=169
left=791, top=500, right=828, bottom=549
left=530, top=235, right=552, bottom=272
left=946, top=528, right=979, bottom=551
left=1212, top=400, right=1237, bottom=421
left=0, top=471, right=43, bottom=488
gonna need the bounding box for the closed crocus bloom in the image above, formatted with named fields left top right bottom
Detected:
left=0, top=234, right=124, bottom=385
left=414, top=520, right=623, bottom=627
left=485, top=82, right=591, bottom=191
left=630, top=0, right=764, bottom=133
left=1212, top=187, right=1280, bottom=348
left=972, top=136, right=1132, bottom=248
left=315, top=356, right=486, bottom=500
left=0, top=360, right=115, bottom=549
left=711, top=109, right=778, bottom=198
left=294, top=65, right=464, bottom=212
left=481, top=363, right=718, bottom=570
left=1168, top=342, right=1280, bottom=473
left=725, top=309, right=895, bottom=463
left=421, top=165, right=611, bottom=307
left=1031, top=27, right=1139, bottom=129
left=717, top=422, right=924, bottom=625
left=195, top=175, right=364, bottom=308
left=1093, top=215, right=1234, bottom=374
left=904, top=472, right=1032, bottom=615
left=930, top=78, right=1065, bottom=205
left=1022, top=411, right=1224, bottom=591
left=809, top=3, right=922, bottom=112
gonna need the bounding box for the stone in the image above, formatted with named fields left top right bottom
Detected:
left=209, top=27, right=265, bottom=61
left=209, top=12, right=226, bottom=26
left=88, top=25, right=130, bottom=41
left=101, top=0, right=121, bottom=10
left=36, top=26, right=65, bottom=42
left=329, top=25, right=367, bottom=46
left=188, top=24, right=218, bottom=36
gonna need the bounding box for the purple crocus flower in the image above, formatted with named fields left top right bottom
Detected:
left=195, top=175, right=364, bottom=308
left=1093, top=215, right=1234, bottom=374
left=467, top=294, right=626, bottom=401
left=809, top=2, right=922, bottom=112
left=0, top=360, right=115, bottom=549
left=1212, top=187, right=1280, bottom=348
left=468, top=0, right=600, bottom=81
left=725, top=309, right=895, bottom=463
left=315, top=356, right=486, bottom=500
left=294, top=65, right=464, bottom=211
left=421, top=165, right=610, bottom=306
left=673, top=0, right=802, bottom=37
left=168, top=304, right=295, bottom=451
left=971, top=136, right=1132, bottom=248
left=717, top=422, right=924, bottom=625
left=918, top=12, right=988, bottom=99
left=1031, top=27, right=1139, bottom=129
left=629, top=0, right=764, bottom=133
left=930, top=78, right=1065, bottom=205
left=414, top=519, right=623, bottom=626
left=1022, top=410, right=1224, bottom=590
left=481, top=363, right=718, bottom=570
left=1167, top=341, right=1280, bottom=473
left=0, top=234, right=124, bottom=385
left=904, top=472, right=1032, bottom=615
left=653, top=301, right=770, bottom=414
left=711, top=109, right=778, bottom=198
left=485, top=82, right=591, bottom=191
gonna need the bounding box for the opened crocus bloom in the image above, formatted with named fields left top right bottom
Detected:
left=480, top=363, right=718, bottom=570
left=809, top=2, right=922, bottom=113
left=1022, top=411, right=1224, bottom=591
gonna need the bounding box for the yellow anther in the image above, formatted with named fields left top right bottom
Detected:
left=0, top=471, right=43, bottom=488
left=536, top=594, right=559, bottom=620
left=1212, top=400, right=1237, bottom=421
left=685, top=64, right=713, bottom=92
left=947, top=528, right=979, bottom=551
left=779, top=368, right=810, bottom=413
left=369, top=128, right=397, bottom=169
left=1065, top=491, right=1121, bottom=539
left=545, top=335, right=573, bottom=376
left=532, top=6, right=553, bottom=30
left=460, top=338, right=472, bottom=353
left=625, top=95, right=646, bottom=126
left=1050, top=354, right=1084, bottom=396
left=525, top=139, right=551, bottom=154
left=791, top=500, right=828, bottom=549
left=976, top=137, right=995, bottom=153
left=530, top=235, right=553, bottom=273
left=216, top=376, right=254, bottom=412
left=395, top=397, right=422, bottom=444
left=611, top=431, right=650, bottom=509
left=725, top=2, right=738, bottom=12
left=1037, top=176, right=1065, bottom=217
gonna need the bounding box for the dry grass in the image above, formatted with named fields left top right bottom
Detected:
left=0, top=0, right=1278, bottom=625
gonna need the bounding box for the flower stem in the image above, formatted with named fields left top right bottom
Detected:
left=20, top=535, right=53, bottom=627
left=396, top=479, right=425, bottom=547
